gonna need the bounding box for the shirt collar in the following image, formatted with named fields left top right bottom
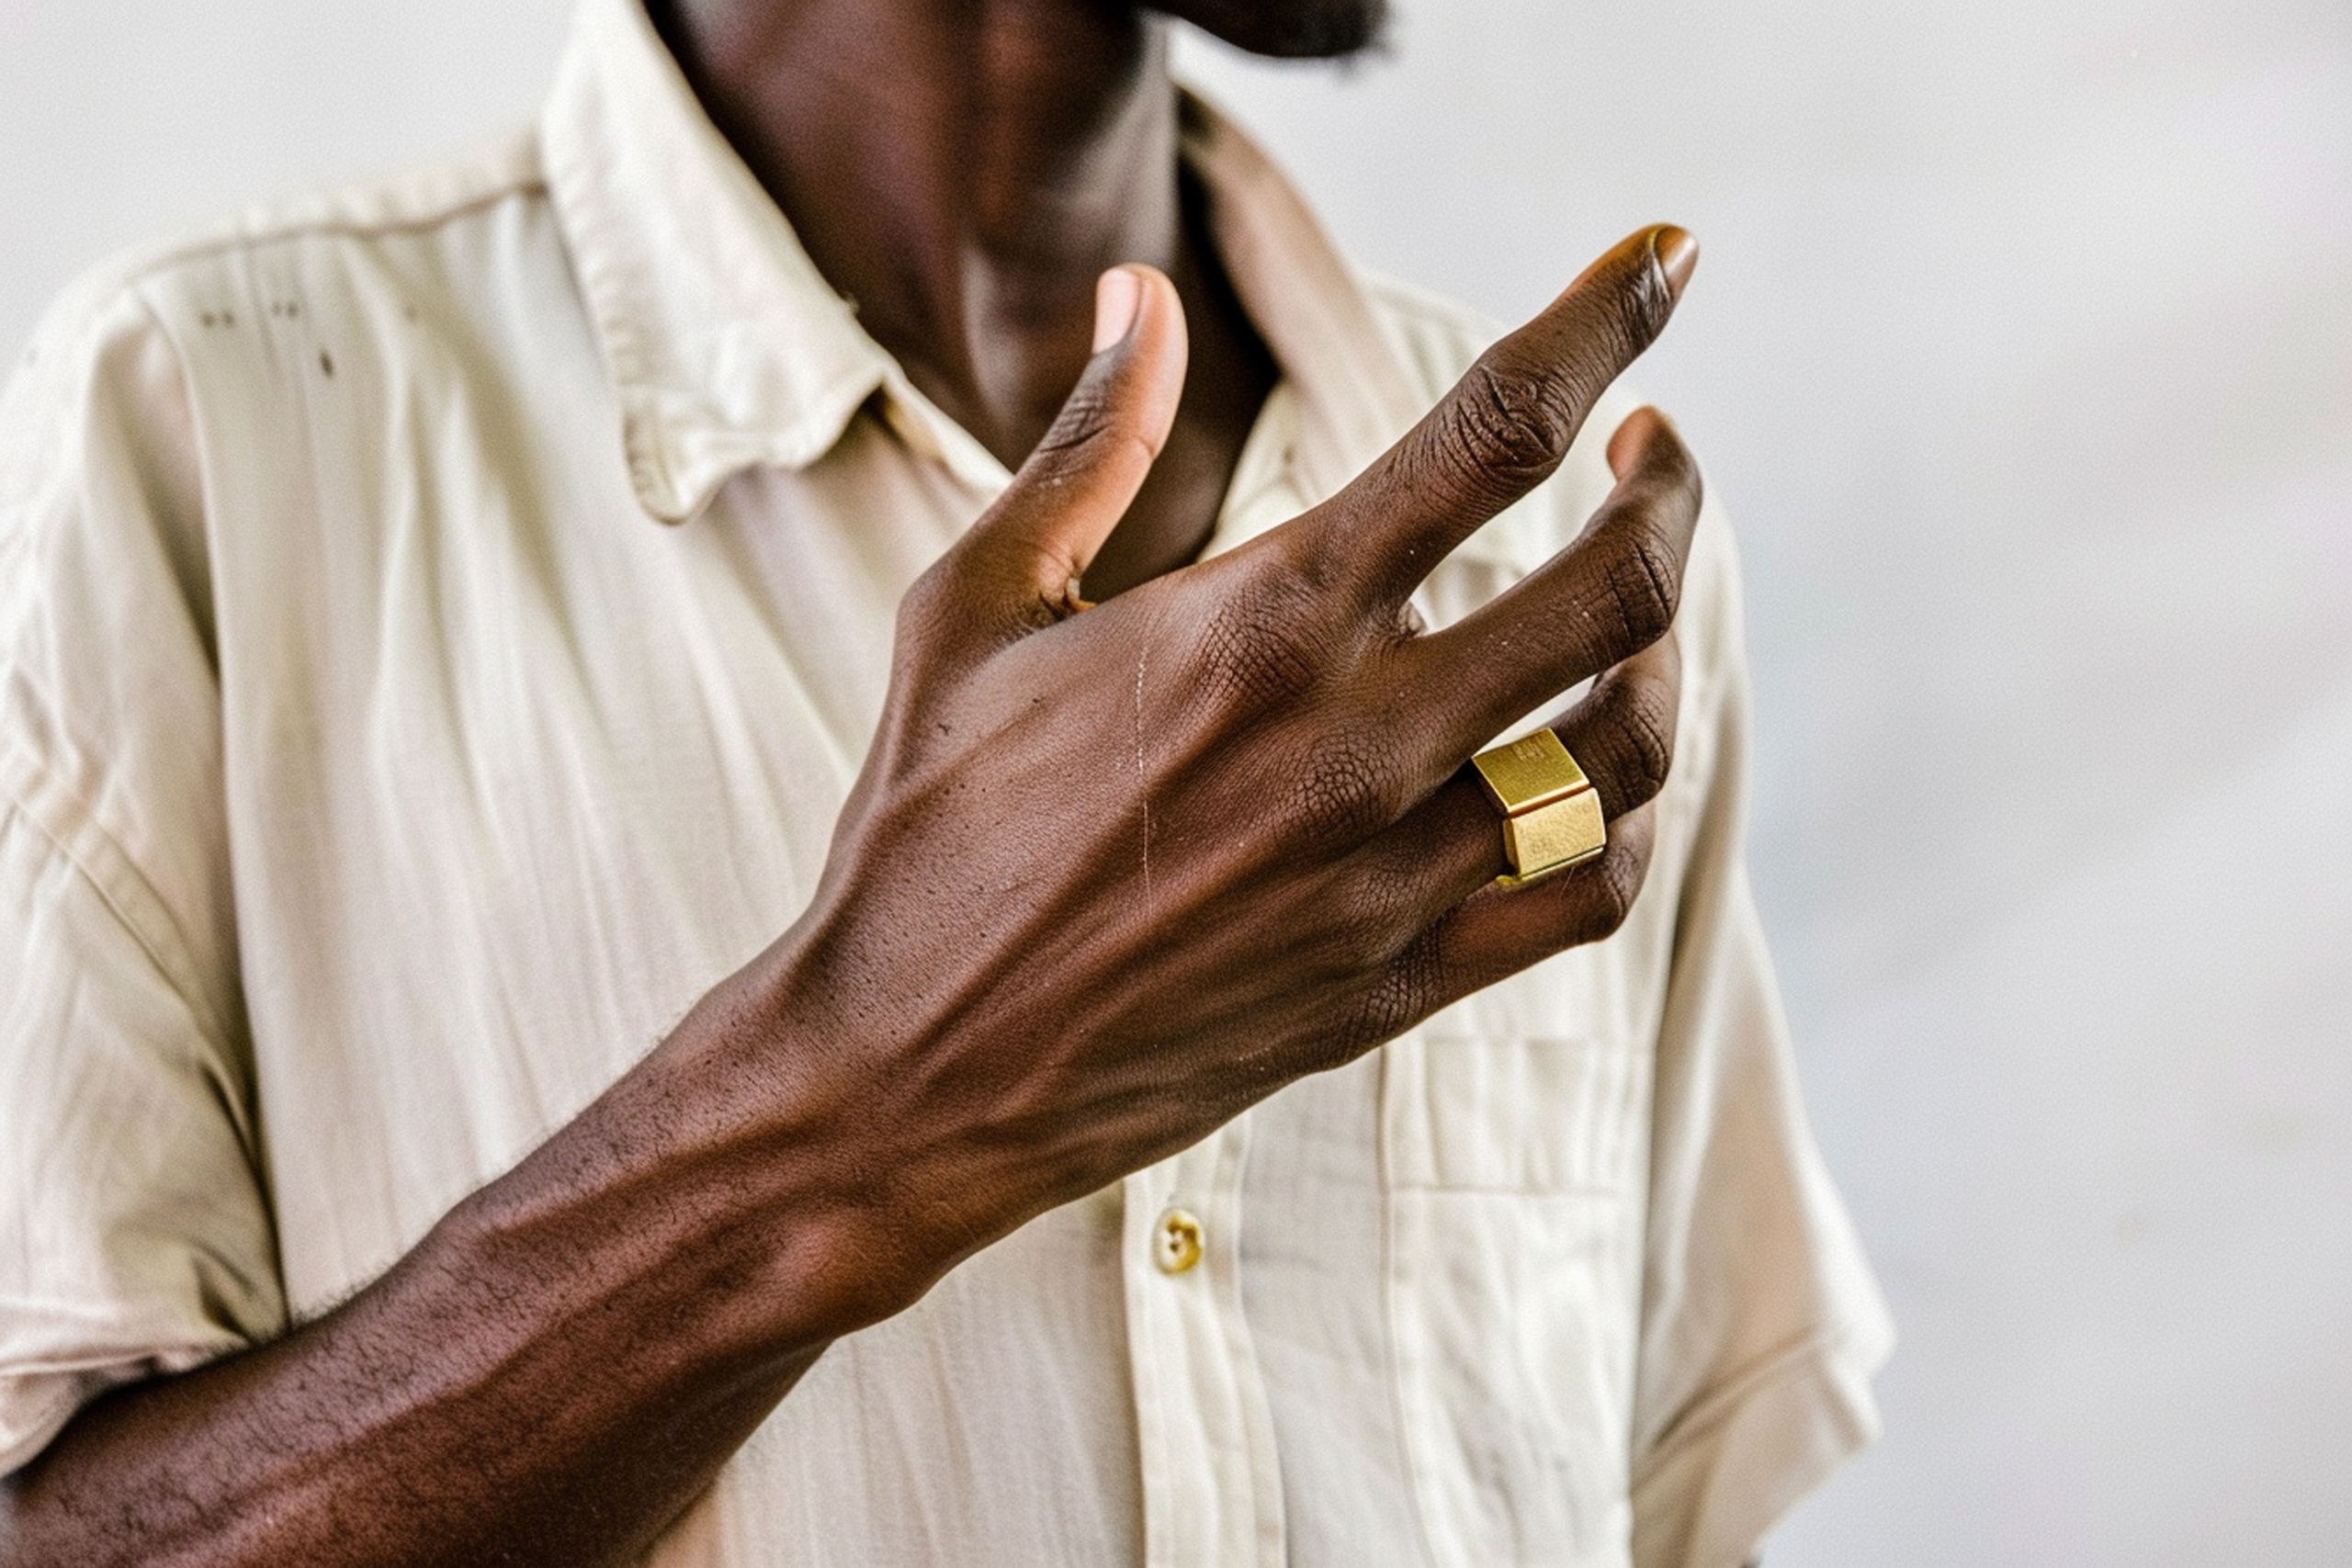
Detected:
left=541, top=0, right=1455, bottom=551
left=540, top=0, right=891, bottom=523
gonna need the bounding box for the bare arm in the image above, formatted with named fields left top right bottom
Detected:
left=0, top=979, right=872, bottom=1568
left=2, top=229, right=1702, bottom=1568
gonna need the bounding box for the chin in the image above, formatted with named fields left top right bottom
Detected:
left=1149, top=0, right=1391, bottom=60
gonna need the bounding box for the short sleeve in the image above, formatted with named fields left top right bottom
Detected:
left=1627, top=505, right=1894, bottom=1568
left=0, top=276, right=286, bottom=1478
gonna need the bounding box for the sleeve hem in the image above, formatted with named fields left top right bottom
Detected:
left=1629, top=1317, right=1894, bottom=1568
left=0, top=1335, right=251, bottom=1481
left=0, top=1373, right=92, bottom=1480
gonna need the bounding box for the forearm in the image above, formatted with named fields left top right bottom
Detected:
left=2, top=229, right=1705, bottom=1568
left=0, top=967, right=914, bottom=1568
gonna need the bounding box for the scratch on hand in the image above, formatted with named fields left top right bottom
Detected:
left=1134, top=649, right=1152, bottom=901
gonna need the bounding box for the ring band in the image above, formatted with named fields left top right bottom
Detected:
left=1471, top=729, right=1607, bottom=887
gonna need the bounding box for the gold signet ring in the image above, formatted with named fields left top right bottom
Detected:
left=1471, top=729, right=1607, bottom=888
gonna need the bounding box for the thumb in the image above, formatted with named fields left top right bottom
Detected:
left=960, top=265, right=1189, bottom=614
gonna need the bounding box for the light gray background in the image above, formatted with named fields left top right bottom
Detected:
left=4, top=1, right=2347, bottom=1562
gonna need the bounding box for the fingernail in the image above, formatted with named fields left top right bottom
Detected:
left=1093, top=267, right=1143, bottom=352
left=1651, top=227, right=1699, bottom=305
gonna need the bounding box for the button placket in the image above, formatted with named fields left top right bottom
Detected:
left=1121, top=1121, right=1285, bottom=1568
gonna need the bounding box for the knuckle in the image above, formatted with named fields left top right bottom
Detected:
left=1283, top=731, right=1408, bottom=856
left=1321, top=857, right=1419, bottom=966
left=1192, top=569, right=1331, bottom=710
left=1601, top=525, right=1682, bottom=649
left=1611, top=682, right=1679, bottom=808
left=1350, top=928, right=1445, bottom=1050
left=1340, top=981, right=1411, bottom=1058
left=1447, top=358, right=1578, bottom=488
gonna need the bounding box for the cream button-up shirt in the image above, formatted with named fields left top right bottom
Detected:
left=0, top=1, right=1891, bottom=1562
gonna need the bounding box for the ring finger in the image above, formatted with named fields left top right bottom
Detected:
left=1341, top=628, right=1684, bottom=920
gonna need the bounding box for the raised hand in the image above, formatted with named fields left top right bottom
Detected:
left=0, top=226, right=1706, bottom=1568
left=750, top=227, right=1706, bottom=1306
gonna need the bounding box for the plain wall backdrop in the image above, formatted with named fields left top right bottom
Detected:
left=4, top=1, right=2348, bottom=1561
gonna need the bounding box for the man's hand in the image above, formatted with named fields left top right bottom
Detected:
left=735, top=224, right=1704, bottom=1311
left=1, top=227, right=1701, bottom=1568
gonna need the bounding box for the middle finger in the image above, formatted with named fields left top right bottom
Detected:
left=1380, top=406, right=1702, bottom=792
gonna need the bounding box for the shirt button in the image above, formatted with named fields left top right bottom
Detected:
left=1154, top=1208, right=1204, bottom=1275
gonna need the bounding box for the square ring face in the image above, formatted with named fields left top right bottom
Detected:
left=1472, top=729, right=1592, bottom=814
left=1499, top=789, right=1608, bottom=884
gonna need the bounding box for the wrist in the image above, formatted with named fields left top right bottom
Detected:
left=439, top=970, right=935, bottom=1375
left=704, top=922, right=1080, bottom=1325
left=620, top=930, right=1051, bottom=1341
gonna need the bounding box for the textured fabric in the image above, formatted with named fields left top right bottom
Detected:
left=0, top=0, right=1892, bottom=1562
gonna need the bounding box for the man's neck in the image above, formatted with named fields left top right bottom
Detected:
left=654, top=0, right=1276, bottom=594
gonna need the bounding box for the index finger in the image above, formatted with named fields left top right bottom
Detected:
left=1302, top=224, right=1697, bottom=607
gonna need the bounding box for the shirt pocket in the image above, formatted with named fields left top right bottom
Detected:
left=1378, top=956, right=1649, bottom=1564
left=1385, top=953, right=1642, bottom=1195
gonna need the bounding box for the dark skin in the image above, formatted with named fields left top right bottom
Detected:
left=650, top=0, right=1282, bottom=597
left=0, top=3, right=1705, bottom=1564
